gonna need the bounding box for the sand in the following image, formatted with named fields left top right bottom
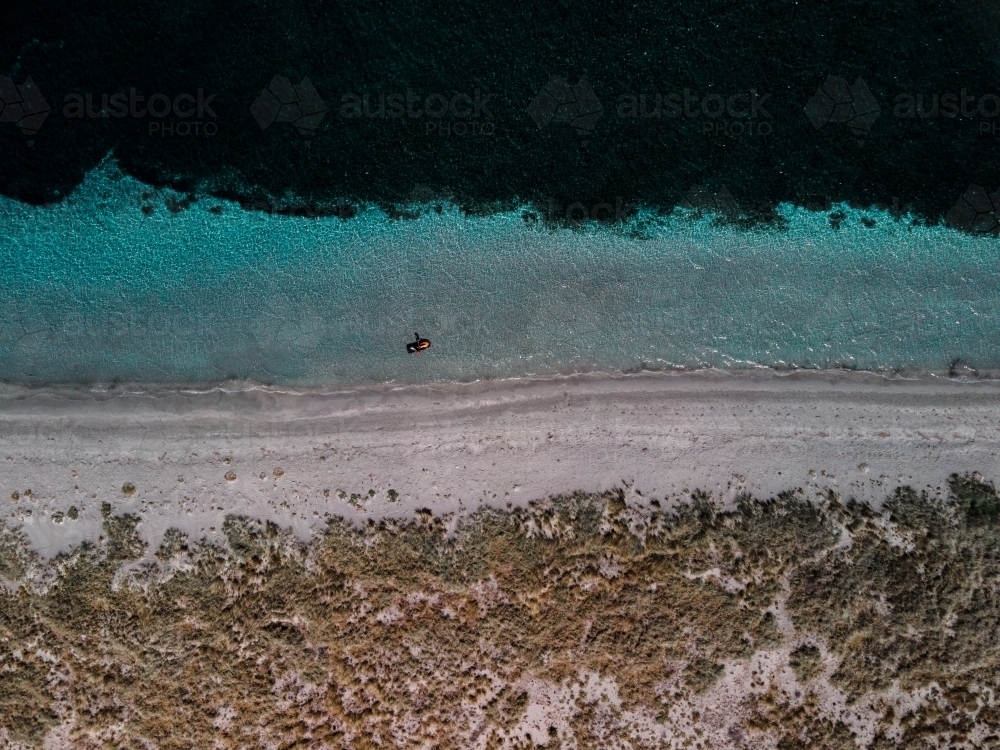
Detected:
left=4, top=370, right=1000, bottom=748
left=2, top=370, right=999, bottom=560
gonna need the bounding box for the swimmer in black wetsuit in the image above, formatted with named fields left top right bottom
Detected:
left=407, top=332, right=431, bottom=353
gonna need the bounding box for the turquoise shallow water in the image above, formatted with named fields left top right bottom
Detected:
left=0, top=163, right=998, bottom=386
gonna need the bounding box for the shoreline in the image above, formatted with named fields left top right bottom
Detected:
left=2, top=364, right=999, bottom=400
left=3, top=369, right=1000, bottom=560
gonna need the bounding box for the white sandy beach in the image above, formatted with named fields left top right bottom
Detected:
left=3, top=371, right=1000, bottom=559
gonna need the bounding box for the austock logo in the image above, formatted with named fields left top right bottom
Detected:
left=528, top=76, right=604, bottom=145
left=405, top=184, right=453, bottom=205
left=0, top=76, right=51, bottom=146
left=617, top=88, right=773, bottom=137
left=62, top=88, right=219, bottom=137
left=892, top=89, right=1000, bottom=136
left=390, top=184, right=456, bottom=218
left=338, top=87, right=495, bottom=137
left=252, top=75, right=328, bottom=135
left=946, top=185, right=1000, bottom=235
left=680, top=183, right=742, bottom=219
left=804, top=75, right=880, bottom=143
left=528, top=197, right=633, bottom=225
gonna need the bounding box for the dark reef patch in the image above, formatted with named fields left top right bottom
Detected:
left=1, top=1, right=999, bottom=228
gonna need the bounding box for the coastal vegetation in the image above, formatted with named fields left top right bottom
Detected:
left=1, top=476, right=998, bottom=747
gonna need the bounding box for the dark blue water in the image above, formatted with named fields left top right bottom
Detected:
left=2, top=0, right=998, bottom=226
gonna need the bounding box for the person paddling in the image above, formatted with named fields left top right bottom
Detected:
left=407, top=332, right=431, bottom=353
